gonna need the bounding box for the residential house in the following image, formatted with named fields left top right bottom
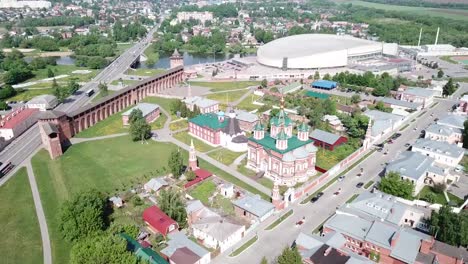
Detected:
left=183, top=96, right=219, bottom=114
left=233, top=195, right=275, bottom=223
left=0, top=107, right=39, bottom=140
left=437, top=114, right=465, bottom=130
left=186, top=200, right=245, bottom=253
left=26, top=95, right=58, bottom=111
left=309, top=129, right=347, bottom=151
left=142, top=206, right=179, bottom=236
left=322, top=115, right=345, bottom=131
left=374, top=97, right=422, bottom=112
left=313, top=191, right=468, bottom=264
left=160, top=232, right=210, bottom=264
left=412, top=138, right=464, bottom=168
left=144, top=178, right=168, bottom=193
left=364, top=110, right=404, bottom=142
left=385, top=151, right=456, bottom=194
left=234, top=109, right=259, bottom=132
left=122, top=103, right=160, bottom=126
left=120, top=233, right=168, bottom=264
left=396, top=87, right=436, bottom=108
left=424, top=123, right=463, bottom=145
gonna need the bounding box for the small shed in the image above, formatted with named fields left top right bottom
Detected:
left=220, top=183, right=234, bottom=198
left=309, top=129, right=348, bottom=151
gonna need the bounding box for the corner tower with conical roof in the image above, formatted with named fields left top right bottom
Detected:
left=170, top=49, right=183, bottom=69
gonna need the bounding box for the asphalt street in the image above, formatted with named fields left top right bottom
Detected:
left=212, top=85, right=467, bottom=264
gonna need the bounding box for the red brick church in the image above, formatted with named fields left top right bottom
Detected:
left=246, top=97, right=318, bottom=186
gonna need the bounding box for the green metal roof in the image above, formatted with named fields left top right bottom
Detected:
left=120, top=233, right=168, bottom=264
left=270, top=109, right=292, bottom=126
left=249, top=132, right=313, bottom=154
left=298, top=121, right=309, bottom=132
left=254, top=121, right=264, bottom=131
left=281, top=82, right=302, bottom=93
left=277, top=129, right=288, bottom=140
left=305, top=91, right=330, bottom=100
left=189, top=113, right=228, bottom=130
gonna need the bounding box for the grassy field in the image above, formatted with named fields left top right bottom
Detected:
left=0, top=168, right=43, bottom=264
left=236, top=94, right=262, bottom=111
left=116, top=42, right=134, bottom=55
left=188, top=81, right=260, bottom=92
left=207, top=149, right=245, bottom=166
left=126, top=68, right=166, bottom=77
left=29, top=65, right=97, bottom=82
left=417, top=186, right=464, bottom=206
left=207, top=90, right=247, bottom=105
left=75, top=106, right=131, bottom=138
left=341, top=0, right=468, bottom=21
left=169, top=119, right=188, bottom=131
left=189, top=180, right=216, bottom=204
left=32, top=138, right=179, bottom=263
left=9, top=88, right=55, bottom=101
left=142, top=97, right=178, bottom=119
left=173, top=131, right=216, bottom=153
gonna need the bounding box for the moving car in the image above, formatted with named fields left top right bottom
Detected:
left=356, top=182, right=364, bottom=188
left=338, top=175, right=345, bottom=182
left=404, top=143, right=411, bottom=148
left=333, top=188, right=342, bottom=196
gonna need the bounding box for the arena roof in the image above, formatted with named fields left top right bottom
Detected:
left=257, top=34, right=384, bottom=69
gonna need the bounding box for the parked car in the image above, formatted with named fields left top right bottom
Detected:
left=404, top=143, right=411, bottom=148
left=338, top=175, right=345, bottom=182
left=333, top=188, right=342, bottom=196
left=296, top=216, right=306, bottom=227
left=356, top=182, right=364, bottom=188
left=310, top=192, right=324, bottom=203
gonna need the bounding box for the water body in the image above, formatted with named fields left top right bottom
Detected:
left=24, top=56, right=75, bottom=65
left=138, top=51, right=256, bottom=69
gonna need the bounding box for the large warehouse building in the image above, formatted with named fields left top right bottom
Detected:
left=256, top=34, right=398, bottom=69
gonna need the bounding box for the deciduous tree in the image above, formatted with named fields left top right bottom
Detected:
left=168, top=149, right=184, bottom=178
left=157, top=189, right=187, bottom=228
left=380, top=171, right=414, bottom=200
left=59, top=190, right=107, bottom=241
left=430, top=205, right=468, bottom=247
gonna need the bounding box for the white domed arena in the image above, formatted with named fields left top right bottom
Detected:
left=256, top=34, right=392, bottom=69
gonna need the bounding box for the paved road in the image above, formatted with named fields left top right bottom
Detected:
left=212, top=86, right=467, bottom=264
left=26, top=158, right=51, bottom=264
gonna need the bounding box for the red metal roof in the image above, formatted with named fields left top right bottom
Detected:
left=142, top=206, right=178, bottom=236
left=184, top=169, right=213, bottom=189
left=0, top=108, right=38, bottom=129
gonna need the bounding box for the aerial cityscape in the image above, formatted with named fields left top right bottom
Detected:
left=0, top=0, right=467, bottom=264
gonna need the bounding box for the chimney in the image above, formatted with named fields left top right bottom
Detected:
left=324, top=246, right=332, bottom=256
left=391, top=232, right=399, bottom=248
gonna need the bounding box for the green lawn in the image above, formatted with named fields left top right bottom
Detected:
left=236, top=94, right=261, bottom=111
left=342, top=0, right=468, bottom=21
left=229, top=235, right=258, bottom=257
left=126, top=68, right=166, bottom=77
left=417, top=186, right=464, bottom=206
left=316, top=144, right=357, bottom=171
left=0, top=168, right=43, bottom=264
left=265, top=209, right=293, bottom=231
left=208, top=148, right=245, bottom=166
left=9, top=88, right=55, bottom=101
left=440, top=56, right=459, bottom=64
left=237, top=160, right=274, bottom=190
left=213, top=194, right=234, bottom=215
left=169, top=119, right=188, bottom=131
left=364, top=180, right=374, bottom=189
left=32, top=138, right=178, bottom=263
left=188, top=81, right=260, bottom=92
left=116, top=42, right=134, bottom=55
left=346, top=194, right=359, bottom=203
left=30, top=65, right=97, bottom=82
left=143, top=45, right=160, bottom=64
left=150, top=112, right=167, bottom=130
left=75, top=106, right=131, bottom=138
left=173, top=131, right=216, bottom=153
left=142, top=97, right=178, bottom=119
left=189, top=180, right=216, bottom=204
left=207, top=90, right=247, bottom=105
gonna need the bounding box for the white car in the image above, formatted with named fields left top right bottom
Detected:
left=338, top=176, right=345, bottom=182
